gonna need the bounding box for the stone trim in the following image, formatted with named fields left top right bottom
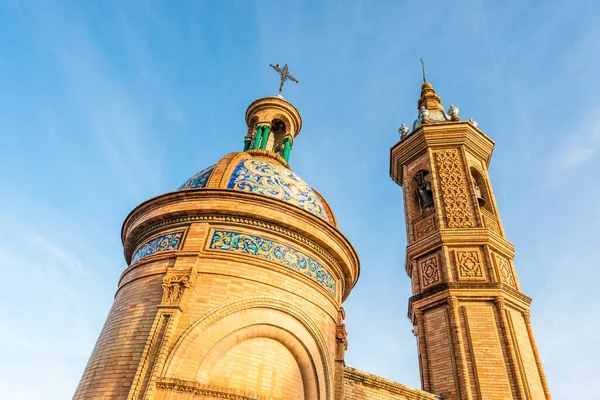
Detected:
left=156, top=377, right=271, bottom=400
left=407, top=282, right=533, bottom=318
left=128, top=214, right=344, bottom=285
left=344, top=367, right=440, bottom=400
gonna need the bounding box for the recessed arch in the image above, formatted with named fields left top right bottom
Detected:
left=470, top=166, right=494, bottom=213
left=197, top=324, right=313, bottom=399
left=161, top=297, right=333, bottom=400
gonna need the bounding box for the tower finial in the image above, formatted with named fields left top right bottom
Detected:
left=420, top=58, right=427, bottom=84
left=270, top=63, right=299, bottom=95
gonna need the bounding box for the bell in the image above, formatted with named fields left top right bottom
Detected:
left=473, top=183, right=486, bottom=207
left=414, top=171, right=434, bottom=212
left=477, top=196, right=486, bottom=207
left=416, top=187, right=434, bottom=211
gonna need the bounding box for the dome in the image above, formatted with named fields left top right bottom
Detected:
left=177, top=150, right=335, bottom=225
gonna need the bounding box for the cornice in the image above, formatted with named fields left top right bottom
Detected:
left=156, top=378, right=268, bottom=400
left=121, top=189, right=360, bottom=301
left=390, top=122, right=496, bottom=185
left=344, top=367, right=440, bottom=400
left=404, top=228, right=515, bottom=274
left=245, top=96, right=302, bottom=136
left=407, top=282, right=533, bottom=320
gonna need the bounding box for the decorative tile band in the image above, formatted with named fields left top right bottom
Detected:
left=209, top=230, right=336, bottom=295
left=227, top=158, right=330, bottom=222
left=178, top=165, right=215, bottom=190
left=131, top=231, right=185, bottom=265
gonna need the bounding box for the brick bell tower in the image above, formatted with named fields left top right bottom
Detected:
left=390, top=78, right=551, bottom=400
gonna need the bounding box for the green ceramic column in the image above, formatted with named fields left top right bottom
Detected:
left=259, top=125, right=271, bottom=150
left=282, top=137, right=293, bottom=162
left=252, top=126, right=263, bottom=150
left=243, top=139, right=251, bottom=151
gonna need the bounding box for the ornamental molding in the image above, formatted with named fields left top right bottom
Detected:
left=126, top=214, right=343, bottom=281
left=344, top=367, right=440, bottom=400
left=161, top=273, right=194, bottom=306
left=156, top=378, right=268, bottom=400
left=391, top=123, right=495, bottom=169
left=405, top=228, right=515, bottom=264
left=335, top=323, right=348, bottom=361
left=407, top=282, right=533, bottom=319
left=120, top=191, right=359, bottom=293
left=122, top=189, right=342, bottom=244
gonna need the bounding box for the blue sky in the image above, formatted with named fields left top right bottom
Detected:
left=0, top=1, right=598, bottom=399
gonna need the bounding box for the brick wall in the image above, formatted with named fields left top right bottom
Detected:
left=343, top=367, right=440, bottom=400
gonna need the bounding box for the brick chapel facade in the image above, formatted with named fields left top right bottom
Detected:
left=73, top=79, right=551, bottom=400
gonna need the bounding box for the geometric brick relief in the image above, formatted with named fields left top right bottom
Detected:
left=414, top=213, right=435, bottom=240
left=455, top=250, right=485, bottom=281
left=420, top=255, right=440, bottom=287
left=434, top=149, right=475, bottom=229
left=208, top=229, right=336, bottom=296
left=495, top=254, right=517, bottom=288
left=131, top=231, right=185, bottom=265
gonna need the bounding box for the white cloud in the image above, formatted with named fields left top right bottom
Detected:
left=563, top=147, right=595, bottom=166
left=558, top=107, right=600, bottom=168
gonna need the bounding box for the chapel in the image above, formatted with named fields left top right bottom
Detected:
left=73, top=69, right=551, bottom=400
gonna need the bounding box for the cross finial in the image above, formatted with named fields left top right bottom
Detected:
left=420, top=58, right=427, bottom=84
left=270, top=63, right=299, bottom=95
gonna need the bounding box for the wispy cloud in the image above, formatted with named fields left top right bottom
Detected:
left=563, top=147, right=595, bottom=167
left=558, top=107, right=600, bottom=169
left=30, top=232, right=85, bottom=275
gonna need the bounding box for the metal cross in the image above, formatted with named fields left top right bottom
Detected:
left=420, top=58, right=427, bottom=84
left=270, top=63, right=299, bottom=95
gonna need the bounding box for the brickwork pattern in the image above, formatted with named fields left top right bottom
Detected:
left=74, top=145, right=360, bottom=400
left=390, top=116, right=551, bottom=399
left=343, top=367, right=439, bottom=400
left=207, top=338, right=303, bottom=399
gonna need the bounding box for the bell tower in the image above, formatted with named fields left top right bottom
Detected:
left=390, top=80, right=551, bottom=400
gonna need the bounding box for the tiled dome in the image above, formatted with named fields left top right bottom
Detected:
left=177, top=151, right=335, bottom=225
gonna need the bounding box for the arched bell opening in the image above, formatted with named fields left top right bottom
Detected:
left=269, top=118, right=287, bottom=156
left=411, top=169, right=434, bottom=219
left=470, top=167, right=494, bottom=213
left=245, top=116, right=259, bottom=151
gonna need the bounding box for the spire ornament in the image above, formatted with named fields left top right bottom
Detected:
left=270, top=63, right=299, bottom=95
left=448, top=104, right=460, bottom=121
left=420, top=58, right=427, bottom=84
left=398, top=124, right=409, bottom=138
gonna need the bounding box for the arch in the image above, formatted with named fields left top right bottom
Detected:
left=161, top=297, right=333, bottom=400
left=410, top=169, right=434, bottom=218
left=272, top=113, right=293, bottom=137
left=470, top=166, right=494, bottom=213
left=197, top=325, right=312, bottom=399
left=269, top=118, right=287, bottom=155
left=246, top=115, right=259, bottom=146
